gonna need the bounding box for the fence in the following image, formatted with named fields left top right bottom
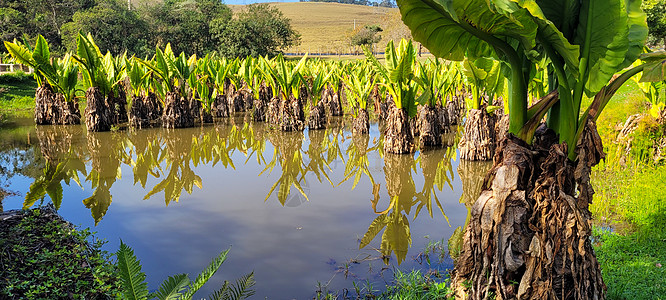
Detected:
left=0, top=64, right=32, bottom=74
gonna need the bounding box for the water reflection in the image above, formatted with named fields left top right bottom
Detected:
left=22, top=118, right=465, bottom=266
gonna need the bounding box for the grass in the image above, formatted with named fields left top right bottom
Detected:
left=228, top=2, right=412, bottom=54
left=589, top=78, right=666, bottom=299
left=0, top=71, right=37, bottom=114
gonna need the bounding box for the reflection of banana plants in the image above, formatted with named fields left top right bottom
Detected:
left=360, top=197, right=412, bottom=265
left=413, top=147, right=456, bottom=221
left=339, top=134, right=377, bottom=189
left=24, top=158, right=86, bottom=210
left=260, top=132, right=309, bottom=205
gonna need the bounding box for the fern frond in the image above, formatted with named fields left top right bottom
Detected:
left=208, top=272, right=256, bottom=300
left=152, top=273, right=189, bottom=300
left=116, top=240, right=149, bottom=300
left=181, top=248, right=230, bottom=299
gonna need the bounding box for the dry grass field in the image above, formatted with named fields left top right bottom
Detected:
left=228, top=2, right=413, bottom=54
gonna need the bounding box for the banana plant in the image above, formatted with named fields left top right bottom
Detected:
left=128, top=59, right=151, bottom=98
left=341, top=65, right=375, bottom=117
left=364, top=39, right=420, bottom=118
left=302, top=61, right=334, bottom=107
left=461, top=57, right=506, bottom=112
left=398, top=0, right=656, bottom=158
left=258, top=54, right=308, bottom=101
left=72, top=33, right=113, bottom=97
left=414, top=59, right=459, bottom=107
left=4, top=35, right=79, bottom=103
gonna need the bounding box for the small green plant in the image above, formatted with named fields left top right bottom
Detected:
left=116, top=241, right=255, bottom=300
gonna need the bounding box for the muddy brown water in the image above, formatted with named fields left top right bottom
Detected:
left=0, top=114, right=492, bottom=299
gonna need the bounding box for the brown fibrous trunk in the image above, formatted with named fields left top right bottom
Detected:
left=307, top=101, right=327, bottom=130
left=416, top=105, right=442, bottom=149
left=458, top=108, right=497, bottom=161
left=452, top=121, right=606, bottom=300
left=129, top=95, right=149, bottom=128
left=352, top=108, right=370, bottom=136
left=383, top=102, right=414, bottom=154
left=212, top=94, right=229, bottom=118
left=162, top=92, right=194, bottom=129
left=84, top=87, right=112, bottom=132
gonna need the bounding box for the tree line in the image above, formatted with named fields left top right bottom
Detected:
left=0, top=0, right=300, bottom=59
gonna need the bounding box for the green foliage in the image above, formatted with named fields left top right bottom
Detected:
left=259, top=53, right=308, bottom=100
left=365, top=39, right=419, bottom=117
left=377, top=270, right=454, bottom=300
left=213, top=3, right=300, bottom=58
left=461, top=57, right=504, bottom=110
left=60, top=0, right=151, bottom=57
left=0, top=207, right=119, bottom=298
left=115, top=242, right=249, bottom=300
left=341, top=64, right=374, bottom=116
left=643, top=0, right=666, bottom=47
left=351, top=24, right=383, bottom=47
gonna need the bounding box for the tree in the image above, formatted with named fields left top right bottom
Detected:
left=213, top=3, right=300, bottom=58
left=397, top=0, right=655, bottom=299
left=60, top=0, right=151, bottom=57
left=351, top=24, right=383, bottom=49
left=644, top=0, right=666, bottom=48
left=142, top=0, right=231, bottom=56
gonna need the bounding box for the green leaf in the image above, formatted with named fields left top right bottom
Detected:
left=181, top=248, right=231, bottom=299
left=116, top=240, right=149, bottom=300
left=397, top=0, right=538, bottom=61
left=3, top=41, right=34, bottom=67
left=153, top=273, right=189, bottom=300
left=575, top=0, right=631, bottom=96
left=208, top=272, right=256, bottom=300
left=359, top=214, right=388, bottom=249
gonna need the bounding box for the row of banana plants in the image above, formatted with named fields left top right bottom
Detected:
left=5, top=34, right=548, bottom=156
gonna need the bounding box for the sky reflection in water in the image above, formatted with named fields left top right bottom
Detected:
left=1, top=115, right=492, bottom=299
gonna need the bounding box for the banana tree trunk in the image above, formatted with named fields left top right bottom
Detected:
left=212, top=94, right=229, bottom=118
left=459, top=108, right=497, bottom=161
left=383, top=101, right=414, bottom=154
left=162, top=92, right=194, bottom=129
left=84, top=87, right=112, bottom=132
left=452, top=121, right=606, bottom=300
left=129, top=95, right=149, bottom=128
left=144, top=92, right=162, bottom=121
left=252, top=97, right=267, bottom=122
left=352, top=108, right=370, bottom=136
left=307, top=101, right=327, bottom=130
left=34, top=84, right=56, bottom=125
left=278, top=96, right=305, bottom=132
left=416, top=105, right=442, bottom=149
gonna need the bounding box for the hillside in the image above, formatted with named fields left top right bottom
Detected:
left=229, top=2, right=412, bottom=54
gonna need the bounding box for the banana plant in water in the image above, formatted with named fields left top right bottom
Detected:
left=342, top=65, right=375, bottom=135
left=258, top=54, right=308, bottom=131
left=116, top=241, right=255, bottom=300
left=397, top=0, right=662, bottom=298
left=302, top=61, right=334, bottom=130
left=365, top=39, right=419, bottom=154
left=4, top=35, right=81, bottom=125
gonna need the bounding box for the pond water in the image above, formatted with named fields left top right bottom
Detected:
left=0, top=115, right=492, bottom=299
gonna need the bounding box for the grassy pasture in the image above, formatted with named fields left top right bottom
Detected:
left=228, top=2, right=412, bottom=54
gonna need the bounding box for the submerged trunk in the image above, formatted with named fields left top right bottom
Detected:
left=212, top=94, right=229, bottom=118
left=447, top=96, right=465, bottom=125
left=379, top=95, right=391, bottom=121
left=328, top=88, right=343, bottom=116
left=35, top=84, right=57, bottom=125
left=383, top=102, right=414, bottom=154
left=252, top=98, right=267, bottom=122
left=277, top=96, right=305, bottom=132
left=452, top=122, right=606, bottom=300
left=352, top=108, right=370, bottom=136
left=459, top=108, right=497, bottom=161
left=267, top=97, right=280, bottom=126
left=201, top=109, right=213, bottom=124
left=416, top=105, right=442, bottom=149
left=144, top=92, right=162, bottom=121
left=129, top=95, right=149, bottom=128
left=162, top=92, right=194, bottom=129
left=436, top=103, right=450, bottom=133
left=84, top=87, right=112, bottom=132
left=108, top=88, right=128, bottom=124
left=34, top=84, right=81, bottom=125
left=307, top=101, right=327, bottom=130
left=190, top=98, right=202, bottom=124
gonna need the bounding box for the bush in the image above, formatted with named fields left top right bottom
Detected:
left=0, top=71, right=34, bottom=85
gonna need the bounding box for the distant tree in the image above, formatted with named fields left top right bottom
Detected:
left=142, top=0, right=231, bottom=55
left=60, top=0, right=151, bottom=56
left=644, top=0, right=666, bottom=49
left=0, top=0, right=95, bottom=53
left=213, top=3, right=300, bottom=58
left=351, top=24, right=382, bottom=49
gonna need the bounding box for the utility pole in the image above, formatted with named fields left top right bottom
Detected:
left=127, top=0, right=131, bottom=10
left=354, top=19, right=356, bottom=30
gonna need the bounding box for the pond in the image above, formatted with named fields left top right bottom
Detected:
left=0, top=114, right=491, bottom=299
